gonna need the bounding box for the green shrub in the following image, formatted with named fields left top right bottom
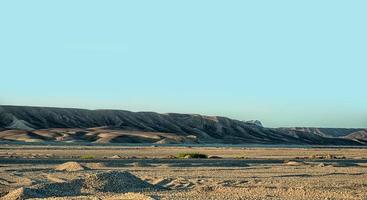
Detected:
left=80, top=155, right=95, bottom=159
left=176, top=153, right=208, bottom=159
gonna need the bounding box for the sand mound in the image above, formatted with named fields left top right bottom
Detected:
left=2, top=171, right=160, bottom=199
left=1, top=180, right=84, bottom=200
left=82, top=171, right=159, bottom=193
left=55, top=162, right=87, bottom=172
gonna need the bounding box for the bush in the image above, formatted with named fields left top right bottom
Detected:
left=80, top=155, right=95, bottom=159
left=176, top=153, right=208, bottom=159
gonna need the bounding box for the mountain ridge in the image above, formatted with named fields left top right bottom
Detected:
left=0, top=105, right=365, bottom=145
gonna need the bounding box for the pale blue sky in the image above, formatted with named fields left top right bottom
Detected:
left=0, top=1, right=366, bottom=128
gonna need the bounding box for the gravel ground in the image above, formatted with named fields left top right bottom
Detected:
left=1, top=146, right=367, bottom=200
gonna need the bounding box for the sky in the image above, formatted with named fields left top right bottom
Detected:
left=0, top=0, right=366, bottom=128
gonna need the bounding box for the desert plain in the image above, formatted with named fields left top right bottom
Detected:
left=0, top=145, right=367, bottom=200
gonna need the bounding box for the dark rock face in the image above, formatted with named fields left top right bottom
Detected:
left=279, top=127, right=366, bottom=137
left=277, top=127, right=367, bottom=143
left=0, top=105, right=364, bottom=145
left=343, top=130, right=367, bottom=142
left=245, top=120, right=263, bottom=127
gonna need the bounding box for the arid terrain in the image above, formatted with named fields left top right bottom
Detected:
left=3, top=0, right=366, bottom=198
left=1, top=145, right=367, bottom=200
left=1, top=105, right=367, bottom=199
